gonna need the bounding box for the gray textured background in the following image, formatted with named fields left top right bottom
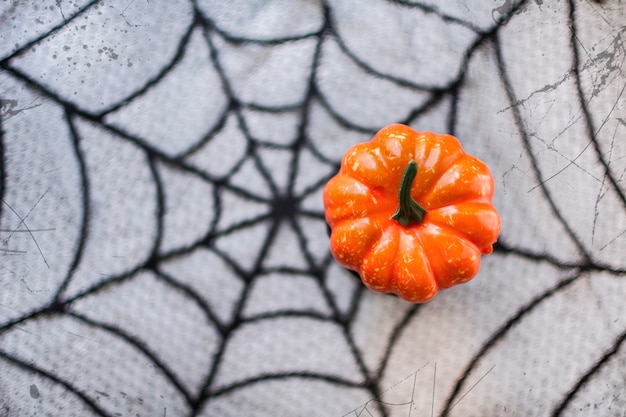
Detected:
left=1, top=1, right=625, bottom=416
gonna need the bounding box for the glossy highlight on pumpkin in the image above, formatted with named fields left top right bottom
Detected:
left=323, top=124, right=501, bottom=303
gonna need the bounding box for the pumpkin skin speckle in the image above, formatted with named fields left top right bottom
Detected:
left=323, top=124, right=501, bottom=303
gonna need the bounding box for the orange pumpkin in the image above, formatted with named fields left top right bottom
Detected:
left=323, top=124, right=501, bottom=303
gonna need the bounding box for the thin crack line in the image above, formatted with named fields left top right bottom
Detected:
left=448, top=364, right=496, bottom=411
left=1, top=197, right=49, bottom=268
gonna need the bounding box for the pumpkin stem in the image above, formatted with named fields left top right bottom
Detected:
left=390, top=160, right=427, bottom=226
